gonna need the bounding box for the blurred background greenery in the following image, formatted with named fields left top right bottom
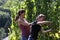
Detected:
left=0, top=0, right=60, bottom=40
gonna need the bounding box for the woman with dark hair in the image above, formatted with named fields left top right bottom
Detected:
left=15, top=9, right=31, bottom=40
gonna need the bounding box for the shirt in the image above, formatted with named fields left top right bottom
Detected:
left=30, top=21, right=41, bottom=40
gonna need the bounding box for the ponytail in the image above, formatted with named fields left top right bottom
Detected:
left=15, top=15, right=19, bottom=21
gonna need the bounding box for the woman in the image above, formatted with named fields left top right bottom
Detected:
left=28, top=14, right=52, bottom=40
left=15, top=9, right=31, bottom=40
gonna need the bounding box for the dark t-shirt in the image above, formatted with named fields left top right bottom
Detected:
left=30, top=21, right=41, bottom=40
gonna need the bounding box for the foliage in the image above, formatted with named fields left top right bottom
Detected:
left=0, top=9, right=12, bottom=40
left=0, top=28, right=6, bottom=40
left=0, top=0, right=60, bottom=40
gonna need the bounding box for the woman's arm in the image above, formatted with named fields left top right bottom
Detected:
left=18, top=19, right=32, bottom=26
left=37, top=21, right=52, bottom=25
left=24, top=18, right=32, bottom=26
left=41, top=27, right=52, bottom=33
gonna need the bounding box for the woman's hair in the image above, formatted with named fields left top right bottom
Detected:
left=36, top=14, right=45, bottom=20
left=15, top=9, right=25, bottom=21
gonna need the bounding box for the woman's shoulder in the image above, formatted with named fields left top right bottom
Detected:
left=17, top=18, right=24, bottom=23
left=31, top=20, right=37, bottom=25
left=17, top=18, right=22, bottom=25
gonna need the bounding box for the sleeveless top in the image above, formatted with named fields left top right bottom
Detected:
left=19, top=24, right=30, bottom=38
left=30, top=21, right=41, bottom=40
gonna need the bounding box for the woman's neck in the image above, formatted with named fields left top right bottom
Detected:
left=19, top=16, right=23, bottom=19
left=19, top=17, right=25, bottom=21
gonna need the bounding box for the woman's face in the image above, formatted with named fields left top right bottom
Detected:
left=37, top=16, right=46, bottom=21
left=20, top=12, right=25, bottom=18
